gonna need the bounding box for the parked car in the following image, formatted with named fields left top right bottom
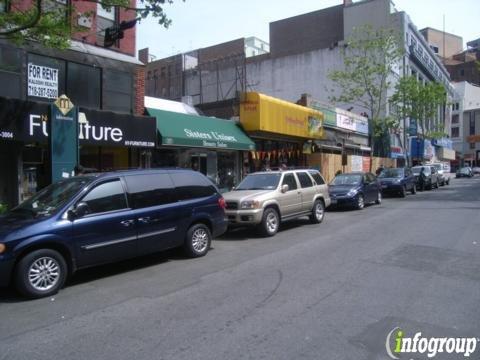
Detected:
left=328, top=172, right=382, bottom=210
left=378, top=167, right=417, bottom=197
left=431, top=163, right=450, bottom=186
left=412, top=165, right=439, bottom=190
left=0, top=169, right=227, bottom=298
left=456, top=167, right=474, bottom=178
left=472, top=167, right=480, bottom=175
left=223, top=169, right=331, bottom=237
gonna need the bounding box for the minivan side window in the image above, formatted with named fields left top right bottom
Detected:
left=282, top=173, right=297, bottom=191
left=170, top=172, right=217, bottom=201
left=297, top=172, right=313, bottom=188
left=309, top=171, right=325, bottom=185
left=81, top=180, right=127, bottom=215
left=125, top=174, right=175, bottom=209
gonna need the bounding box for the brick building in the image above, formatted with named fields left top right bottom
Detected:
left=0, top=0, right=155, bottom=207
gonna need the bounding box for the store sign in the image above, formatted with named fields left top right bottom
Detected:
left=336, top=112, right=369, bottom=135
left=432, top=137, right=453, bottom=149
left=50, top=95, right=78, bottom=182
left=0, top=98, right=156, bottom=147
left=27, top=63, right=59, bottom=99
left=424, top=139, right=435, bottom=160
left=390, top=146, right=405, bottom=159
left=351, top=155, right=363, bottom=171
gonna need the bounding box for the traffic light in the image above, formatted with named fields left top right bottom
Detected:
left=103, top=18, right=139, bottom=48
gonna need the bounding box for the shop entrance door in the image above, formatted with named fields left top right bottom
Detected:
left=190, top=155, right=207, bottom=175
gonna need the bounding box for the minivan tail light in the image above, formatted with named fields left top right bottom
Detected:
left=218, top=197, right=226, bottom=210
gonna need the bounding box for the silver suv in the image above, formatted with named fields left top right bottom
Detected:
left=223, top=169, right=331, bottom=236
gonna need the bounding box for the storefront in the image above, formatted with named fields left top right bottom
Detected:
left=239, top=92, right=324, bottom=172
left=0, top=97, right=156, bottom=207
left=146, top=108, right=255, bottom=192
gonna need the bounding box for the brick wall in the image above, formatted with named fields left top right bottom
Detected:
left=13, top=0, right=136, bottom=56
left=134, top=66, right=146, bottom=115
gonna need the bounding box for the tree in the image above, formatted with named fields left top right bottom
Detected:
left=391, top=76, right=447, bottom=140
left=0, top=0, right=181, bottom=49
left=328, top=24, right=403, bottom=166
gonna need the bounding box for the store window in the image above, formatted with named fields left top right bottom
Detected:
left=96, top=3, right=116, bottom=46
left=217, top=152, right=238, bottom=191
left=0, top=45, right=22, bottom=98
left=67, top=62, right=101, bottom=109
left=103, top=68, right=133, bottom=113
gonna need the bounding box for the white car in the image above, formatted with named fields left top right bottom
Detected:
left=431, top=163, right=450, bottom=186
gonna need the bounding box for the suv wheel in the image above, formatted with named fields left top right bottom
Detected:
left=14, top=249, right=67, bottom=299
left=260, top=208, right=280, bottom=237
left=309, top=200, right=325, bottom=224
left=356, top=194, right=365, bottom=210
left=411, top=184, right=417, bottom=194
left=184, top=223, right=211, bottom=258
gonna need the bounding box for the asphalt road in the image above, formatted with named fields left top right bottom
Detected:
left=1, top=176, right=480, bottom=360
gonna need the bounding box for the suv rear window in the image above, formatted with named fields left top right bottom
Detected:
left=309, top=171, right=325, bottom=185
left=297, top=172, right=313, bottom=188
left=125, top=174, right=175, bottom=209
left=170, top=171, right=217, bottom=201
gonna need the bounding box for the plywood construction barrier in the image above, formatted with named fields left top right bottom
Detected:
left=307, top=153, right=396, bottom=183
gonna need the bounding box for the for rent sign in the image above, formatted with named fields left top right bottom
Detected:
left=28, top=63, right=59, bottom=99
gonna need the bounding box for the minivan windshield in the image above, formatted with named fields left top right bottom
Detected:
left=330, top=174, right=362, bottom=186
left=235, top=173, right=282, bottom=190
left=11, top=176, right=94, bottom=218
left=378, top=168, right=403, bottom=178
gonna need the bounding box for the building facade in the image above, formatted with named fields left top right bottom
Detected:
left=0, top=1, right=154, bottom=208
left=451, top=82, right=480, bottom=168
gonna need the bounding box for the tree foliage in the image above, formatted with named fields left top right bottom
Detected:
left=0, top=0, right=181, bottom=49
left=328, top=24, right=404, bottom=158
left=390, top=76, right=447, bottom=139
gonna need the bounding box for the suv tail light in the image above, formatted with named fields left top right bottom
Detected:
left=218, top=197, right=226, bottom=210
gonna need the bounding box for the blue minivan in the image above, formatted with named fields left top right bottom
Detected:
left=0, top=169, right=227, bottom=298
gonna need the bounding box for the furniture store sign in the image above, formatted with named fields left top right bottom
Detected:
left=27, top=63, right=59, bottom=99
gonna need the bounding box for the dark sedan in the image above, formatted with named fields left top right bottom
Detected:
left=328, top=172, right=382, bottom=210
left=456, top=167, right=473, bottom=178
left=378, top=167, right=416, bottom=197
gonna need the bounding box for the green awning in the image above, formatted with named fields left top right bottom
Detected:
left=146, top=108, right=255, bottom=151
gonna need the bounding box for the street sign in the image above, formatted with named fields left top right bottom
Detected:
left=50, top=95, right=78, bottom=182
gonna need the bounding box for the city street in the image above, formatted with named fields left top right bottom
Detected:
left=1, top=176, right=480, bottom=360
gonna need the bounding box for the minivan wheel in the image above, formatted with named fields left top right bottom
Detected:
left=14, top=249, right=67, bottom=299
left=309, top=200, right=325, bottom=224
left=184, top=223, right=211, bottom=258
left=260, top=208, right=280, bottom=237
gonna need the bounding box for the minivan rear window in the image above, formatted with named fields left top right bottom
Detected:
left=170, top=172, right=217, bottom=201
left=125, top=174, right=175, bottom=209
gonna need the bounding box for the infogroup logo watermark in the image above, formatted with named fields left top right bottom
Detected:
left=385, top=327, right=478, bottom=359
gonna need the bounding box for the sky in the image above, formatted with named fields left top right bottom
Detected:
left=137, top=0, right=480, bottom=60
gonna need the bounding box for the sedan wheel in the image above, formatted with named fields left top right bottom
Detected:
left=356, top=194, right=365, bottom=210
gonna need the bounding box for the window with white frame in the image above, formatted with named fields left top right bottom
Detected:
left=96, top=3, right=116, bottom=46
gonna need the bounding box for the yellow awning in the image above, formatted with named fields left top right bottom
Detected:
left=240, top=92, right=325, bottom=139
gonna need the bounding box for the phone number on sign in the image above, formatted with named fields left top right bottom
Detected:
left=28, top=85, right=58, bottom=99
left=0, top=131, right=14, bottom=139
